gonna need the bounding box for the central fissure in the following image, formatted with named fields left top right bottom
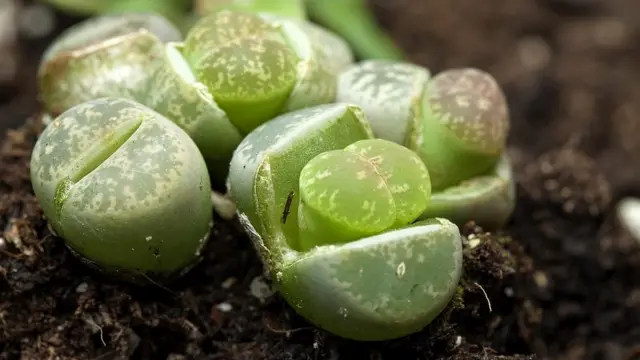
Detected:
left=54, top=117, right=144, bottom=214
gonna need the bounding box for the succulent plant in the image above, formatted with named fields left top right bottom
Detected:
left=37, top=13, right=183, bottom=118
left=30, top=97, right=213, bottom=281
left=336, top=60, right=515, bottom=229
left=227, top=103, right=463, bottom=341
left=38, top=10, right=354, bottom=182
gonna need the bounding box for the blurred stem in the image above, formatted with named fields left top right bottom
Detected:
left=194, top=0, right=306, bottom=19
left=304, top=0, right=404, bottom=60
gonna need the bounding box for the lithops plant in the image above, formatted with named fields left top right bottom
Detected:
left=140, top=9, right=353, bottom=179
left=38, top=9, right=354, bottom=182
left=227, top=103, right=463, bottom=341
left=336, top=60, right=515, bottom=228
left=37, top=12, right=183, bottom=118
left=30, top=97, right=213, bottom=281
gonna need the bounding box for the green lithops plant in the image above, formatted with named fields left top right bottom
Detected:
left=140, top=9, right=353, bottom=179
left=336, top=60, right=514, bottom=228
left=37, top=13, right=183, bottom=118
left=30, top=97, right=213, bottom=281
left=227, top=103, right=463, bottom=341
left=38, top=9, right=354, bottom=182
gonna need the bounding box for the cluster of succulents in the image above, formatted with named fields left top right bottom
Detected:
left=30, top=8, right=515, bottom=341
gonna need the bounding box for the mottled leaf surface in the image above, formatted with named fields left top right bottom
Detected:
left=298, top=138, right=431, bottom=250
left=336, top=60, right=429, bottom=144
left=30, top=98, right=213, bottom=276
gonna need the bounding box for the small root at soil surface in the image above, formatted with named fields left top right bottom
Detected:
left=0, top=119, right=530, bottom=359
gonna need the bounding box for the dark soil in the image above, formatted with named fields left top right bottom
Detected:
left=1, top=0, right=640, bottom=359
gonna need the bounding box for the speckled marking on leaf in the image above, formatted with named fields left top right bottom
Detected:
left=326, top=221, right=461, bottom=308
left=141, top=42, right=243, bottom=167
left=194, top=36, right=298, bottom=104
left=298, top=138, right=431, bottom=240
left=40, top=12, right=181, bottom=65
left=228, top=103, right=374, bottom=262
left=183, top=10, right=281, bottom=66
left=336, top=60, right=429, bottom=144
left=295, top=20, right=354, bottom=75
left=30, top=97, right=213, bottom=275
left=426, top=68, right=509, bottom=153
left=39, top=31, right=168, bottom=115
left=275, top=18, right=338, bottom=111
left=232, top=104, right=372, bottom=170
left=32, top=98, right=188, bottom=214
left=280, top=218, right=463, bottom=333
left=182, top=11, right=300, bottom=134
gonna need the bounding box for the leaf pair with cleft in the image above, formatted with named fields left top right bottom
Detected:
left=336, top=60, right=515, bottom=229
left=227, top=103, right=463, bottom=341
left=297, top=138, right=431, bottom=251
left=37, top=10, right=354, bottom=182
left=30, top=97, right=213, bottom=282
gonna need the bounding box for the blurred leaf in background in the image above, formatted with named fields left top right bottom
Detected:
left=195, top=0, right=306, bottom=19
left=304, top=0, right=404, bottom=60
left=41, top=0, right=404, bottom=60
left=40, top=0, right=191, bottom=28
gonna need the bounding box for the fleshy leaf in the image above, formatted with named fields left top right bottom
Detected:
left=278, top=218, right=463, bottom=341
left=297, top=138, right=431, bottom=250
left=423, top=68, right=509, bottom=154
left=182, top=10, right=299, bottom=134
left=38, top=14, right=179, bottom=116
left=418, top=154, right=516, bottom=229
left=227, top=103, right=375, bottom=264
left=336, top=60, right=430, bottom=145
left=30, top=98, right=213, bottom=278
left=412, top=68, right=510, bottom=190
left=141, top=42, right=243, bottom=181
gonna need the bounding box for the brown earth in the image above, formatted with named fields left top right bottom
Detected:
left=1, top=0, right=640, bottom=359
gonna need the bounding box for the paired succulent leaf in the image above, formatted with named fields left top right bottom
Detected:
left=297, top=139, right=431, bottom=250
left=416, top=67, right=510, bottom=190
left=37, top=13, right=182, bottom=117
left=337, top=60, right=514, bottom=228
left=227, top=103, right=463, bottom=341
left=37, top=10, right=354, bottom=183
left=30, top=97, right=213, bottom=281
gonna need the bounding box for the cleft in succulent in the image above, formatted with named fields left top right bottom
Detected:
left=227, top=103, right=463, bottom=341
left=30, top=97, right=213, bottom=282
left=336, top=60, right=515, bottom=229
left=37, top=13, right=182, bottom=117
left=297, top=138, right=431, bottom=250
